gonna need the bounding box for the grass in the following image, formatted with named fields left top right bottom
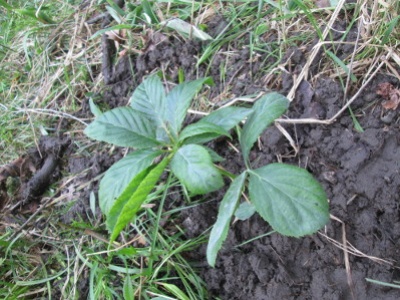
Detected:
left=1, top=0, right=400, bottom=298
left=1, top=179, right=208, bottom=299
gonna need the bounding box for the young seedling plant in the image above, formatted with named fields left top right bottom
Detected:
left=84, top=74, right=329, bottom=267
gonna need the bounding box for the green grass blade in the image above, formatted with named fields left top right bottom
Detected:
left=142, top=0, right=159, bottom=24
left=15, top=8, right=56, bottom=24
left=326, top=50, right=357, bottom=83
left=161, top=18, right=213, bottom=41
left=90, top=24, right=134, bottom=40
left=123, top=275, right=134, bottom=300
left=365, top=278, right=400, bottom=289
left=0, top=0, right=12, bottom=10
left=159, top=283, right=190, bottom=300
left=348, top=107, right=364, bottom=133
left=15, top=269, right=67, bottom=286
left=382, top=16, right=399, bottom=44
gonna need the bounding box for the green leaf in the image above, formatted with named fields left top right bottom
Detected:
left=89, top=98, right=102, bottom=117
left=179, top=121, right=231, bottom=144
left=106, top=167, right=150, bottom=232
left=129, top=75, right=169, bottom=142
left=165, top=78, right=211, bottom=135
left=207, top=172, right=246, bottom=267
left=106, top=0, right=126, bottom=16
left=382, top=16, right=399, bottom=44
left=235, top=201, right=256, bottom=221
left=248, top=163, right=329, bottom=237
left=129, top=74, right=166, bottom=126
left=326, top=50, right=357, bottom=83
left=141, top=0, right=159, bottom=24
left=108, top=156, right=170, bottom=242
left=171, top=144, right=223, bottom=195
left=240, top=93, right=289, bottom=164
left=15, top=269, right=67, bottom=286
left=99, top=149, right=162, bottom=215
left=0, top=0, right=13, bottom=10
left=84, top=107, right=159, bottom=148
left=201, top=106, right=253, bottom=131
left=123, top=275, right=134, bottom=300
left=161, top=18, right=213, bottom=41
left=106, top=6, right=122, bottom=23
left=159, top=283, right=190, bottom=300
left=15, top=8, right=56, bottom=24
left=178, top=106, right=253, bottom=145
left=207, top=148, right=225, bottom=163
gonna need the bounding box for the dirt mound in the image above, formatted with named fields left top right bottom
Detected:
left=182, top=74, right=400, bottom=299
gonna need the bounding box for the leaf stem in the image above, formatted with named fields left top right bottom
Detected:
left=215, top=165, right=237, bottom=180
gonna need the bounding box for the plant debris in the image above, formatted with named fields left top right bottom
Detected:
left=377, top=82, right=400, bottom=110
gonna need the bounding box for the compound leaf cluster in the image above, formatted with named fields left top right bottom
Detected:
left=84, top=75, right=329, bottom=261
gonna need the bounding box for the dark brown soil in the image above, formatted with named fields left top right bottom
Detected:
left=96, top=26, right=400, bottom=298
left=97, top=19, right=400, bottom=299
left=182, top=73, right=400, bottom=300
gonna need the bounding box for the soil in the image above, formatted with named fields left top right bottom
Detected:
left=3, top=12, right=400, bottom=300
left=102, top=21, right=400, bottom=299
left=182, top=73, right=400, bottom=300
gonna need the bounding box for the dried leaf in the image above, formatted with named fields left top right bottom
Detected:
left=105, top=30, right=124, bottom=48
left=376, top=82, right=393, bottom=100
left=315, top=0, right=330, bottom=8
left=137, top=234, right=147, bottom=246
left=377, top=82, right=400, bottom=110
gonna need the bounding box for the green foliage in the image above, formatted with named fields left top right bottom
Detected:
left=161, top=18, right=213, bottom=41
left=0, top=1, right=55, bottom=24
left=248, top=164, right=329, bottom=237
left=235, top=201, right=256, bottom=221
left=85, top=74, right=329, bottom=266
left=179, top=122, right=231, bottom=145
left=171, top=144, right=224, bottom=195
left=240, top=92, right=289, bottom=165
left=99, top=149, right=162, bottom=215
left=84, top=107, right=160, bottom=148
left=109, top=156, right=170, bottom=242
left=163, top=77, right=213, bottom=136
left=207, top=172, right=247, bottom=267
left=85, top=75, right=237, bottom=240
